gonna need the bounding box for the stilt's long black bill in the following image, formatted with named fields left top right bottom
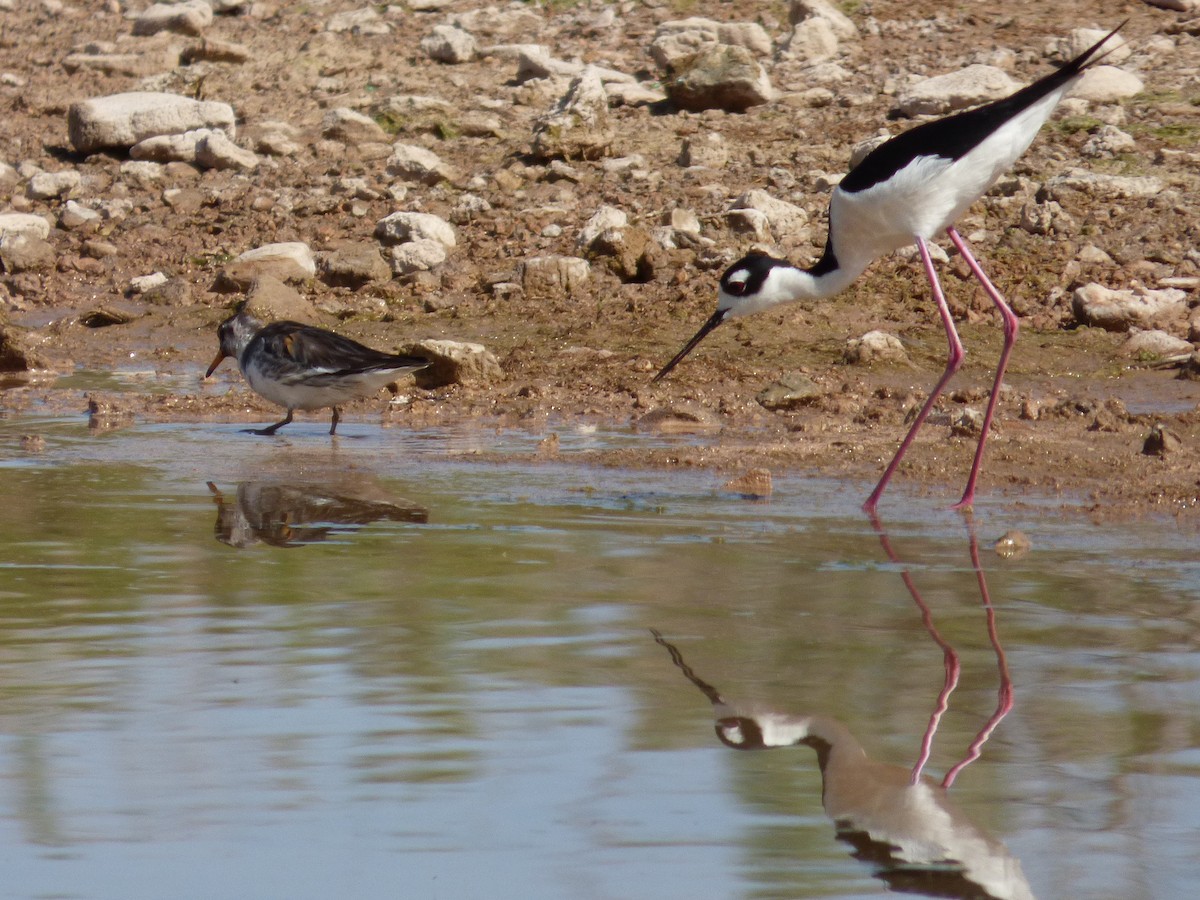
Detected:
left=652, top=310, right=727, bottom=383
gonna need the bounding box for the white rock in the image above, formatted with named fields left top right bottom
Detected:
left=726, top=208, right=771, bottom=241
left=896, top=65, right=1019, bottom=116
left=386, top=143, right=455, bottom=185
left=731, top=189, right=809, bottom=240
left=1082, top=124, right=1136, bottom=158
left=129, top=272, right=169, bottom=293
left=326, top=6, right=390, bottom=34
left=389, top=239, right=447, bottom=274
left=60, top=200, right=101, bottom=229
left=375, top=211, right=456, bottom=248
left=650, top=18, right=772, bottom=68
left=845, top=330, right=907, bottom=364
left=1071, top=66, right=1144, bottom=102
left=453, top=5, right=543, bottom=38
left=26, top=170, right=82, bottom=200
left=1072, top=283, right=1188, bottom=332
left=422, top=24, right=478, bottom=63
left=665, top=44, right=775, bottom=113
left=606, top=81, right=667, bottom=106
left=1121, top=330, right=1195, bottom=357
left=129, top=128, right=214, bottom=163
left=133, top=0, right=213, bottom=36
left=406, top=339, right=502, bottom=385
left=532, top=67, right=613, bottom=161
left=120, top=160, right=166, bottom=185
left=789, top=0, right=858, bottom=39
left=1048, top=169, right=1164, bottom=199
left=0, top=213, right=51, bottom=241
left=321, top=108, right=387, bottom=143
left=781, top=17, right=839, bottom=64
left=664, top=208, right=701, bottom=234
left=68, top=92, right=235, bottom=153
left=678, top=132, right=728, bottom=168
left=518, top=255, right=591, bottom=297
left=1077, top=244, right=1115, bottom=266
left=1053, top=28, right=1132, bottom=64
left=236, top=242, right=316, bottom=278
left=578, top=206, right=627, bottom=249
left=195, top=131, right=259, bottom=170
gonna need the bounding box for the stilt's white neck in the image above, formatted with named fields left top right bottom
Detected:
left=720, top=258, right=865, bottom=319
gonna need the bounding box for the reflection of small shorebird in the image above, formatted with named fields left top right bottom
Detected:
left=205, top=305, right=429, bottom=436
left=653, top=25, right=1125, bottom=513
left=206, top=481, right=428, bottom=548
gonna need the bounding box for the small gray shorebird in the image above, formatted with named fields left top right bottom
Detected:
left=654, top=24, right=1126, bottom=513
left=205, top=305, right=429, bottom=436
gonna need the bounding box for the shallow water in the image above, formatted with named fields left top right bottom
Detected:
left=0, top=417, right=1197, bottom=900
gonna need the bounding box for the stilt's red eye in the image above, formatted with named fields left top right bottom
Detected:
left=726, top=279, right=749, bottom=296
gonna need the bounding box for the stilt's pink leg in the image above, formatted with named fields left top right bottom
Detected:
left=863, top=237, right=965, bottom=514
left=945, top=227, right=1019, bottom=510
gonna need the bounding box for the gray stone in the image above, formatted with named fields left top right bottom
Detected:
left=789, top=0, right=858, bottom=38
left=133, top=1, right=213, bottom=36
left=0, top=213, right=51, bottom=241
left=195, top=131, right=259, bottom=170
left=326, top=6, right=390, bottom=35
left=1072, top=283, right=1188, bottom=332
left=780, top=18, right=840, bottom=64
left=316, top=242, right=392, bottom=288
left=60, top=200, right=101, bottom=230
left=1047, top=170, right=1164, bottom=199
left=375, top=211, right=456, bottom=248
left=407, top=339, right=502, bottom=386
left=650, top=18, right=772, bottom=68
left=896, top=65, right=1019, bottom=116
left=665, top=45, right=774, bottom=113
left=68, top=92, right=236, bottom=153
left=389, top=239, right=448, bottom=275
left=532, top=67, right=614, bottom=161
left=0, top=235, right=55, bottom=273
left=1072, top=66, right=1143, bottom=102
left=218, top=242, right=316, bottom=289
left=0, top=319, right=46, bottom=372
left=757, top=373, right=821, bottom=411
left=636, top=404, right=721, bottom=432
left=386, top=143, right=455, bottom=185
left=577, top=206, right=627, bottom=250
left=243, top=275, right=322, bottom=323
left=1121, top=330, right=1195, bottom=358
left=518, top=255, right=590, bottom=298
left=730, top=189, right=809, bottom=241
left=845, top=330, right=907, bottom=364
left=678, top=132, right=728, bottom=168
left=321, top=108, right=388, bottom=143
left=129, top=128, right=214, bottom=163
left=422, top=24, right=478, bottom=64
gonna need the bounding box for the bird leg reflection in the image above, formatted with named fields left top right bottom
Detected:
left=869, top=512, right=1014, bottom=787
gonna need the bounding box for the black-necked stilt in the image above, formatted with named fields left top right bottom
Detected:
left=651, top=628, right=1031, bottom=899
left=205, top=305, right=429, bottom=435
left=654, top=24, right=1126, bottom=512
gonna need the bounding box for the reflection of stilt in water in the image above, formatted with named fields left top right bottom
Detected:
left=650, top=527, right=1032, bottom=899
left=869, top=513, right=1014, bottom=787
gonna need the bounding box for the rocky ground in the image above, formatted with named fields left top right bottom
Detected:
left=1, top=0, right=1199, bottom=521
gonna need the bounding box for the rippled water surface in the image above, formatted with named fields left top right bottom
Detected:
left=1, top=417, right=1197, bottom=899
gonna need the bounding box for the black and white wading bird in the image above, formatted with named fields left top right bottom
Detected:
left=205, top=305, right=429, bottom=436
left=654, top=24, right=1126, bottom=513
